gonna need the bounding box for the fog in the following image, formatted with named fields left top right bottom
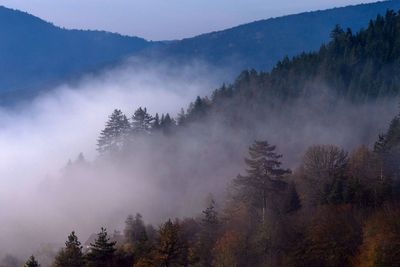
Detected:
left=0, top=60, right=397, bottom=265
left=0, top=60, right=227, bottom=260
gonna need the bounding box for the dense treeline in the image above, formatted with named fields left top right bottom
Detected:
left=24, top=109, right=400, bottom=266
left=15, top=10, right=400, bottom=267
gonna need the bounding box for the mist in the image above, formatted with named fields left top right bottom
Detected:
left=0, top=59, right=397, bottom=265
left=0, top=60, right=227, bottom=260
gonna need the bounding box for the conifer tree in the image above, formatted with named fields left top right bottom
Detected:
left=153, top=113, right=161, bottom=130
left=196, top=197, right=220, bottom=267
left=234, top=141, right=290, bottom=222
left=156, top=219, right=187, bottom=267
left=160, top=113, right=175, bottom=134
left=177, top=108, right=186, bottom=126
left=131, top=107, right=153, bottom=135
left=97, top=109, right=130, bottom=154
left=283, top=182, right=302, bottom=214
left=124, top=213, right=150, bottom=260
left=53, top=231, right=84, bottom=267
left=86, top=227, right=116, bottom=267
left=24, top=256, right=40, bottom=267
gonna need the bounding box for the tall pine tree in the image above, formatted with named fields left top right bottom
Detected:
left=86, top=227, right=116, bottom=267
left=53, top=231, right=84, bottom=267
left=97, top=109, right=130, bottom=154
left=234, top=141, right=290, bottom=222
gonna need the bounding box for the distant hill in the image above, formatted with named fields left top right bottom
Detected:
left=2, top=1, right=400, bottom=103
left=0, top=6, right=155, bottom=99
left=149, top=0, right=400, bottom=71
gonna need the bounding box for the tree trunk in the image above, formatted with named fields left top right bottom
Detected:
left=262, top=189, right=267, bottom=224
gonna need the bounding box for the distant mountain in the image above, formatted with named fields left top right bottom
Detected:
left=0, top=6, right=155, bottom=100
left=2, top=1, right=400, bottom=103
left=148, top=0, right=400, bottom=71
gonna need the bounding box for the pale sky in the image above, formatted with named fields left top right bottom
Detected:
left=0, top=0, right=378, bottom=40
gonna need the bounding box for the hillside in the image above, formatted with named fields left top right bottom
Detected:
left=149, top=0, right=400, bottom=71
left=2, top=1, right=400, bottom=103
left=30, top=10, right=400, bottom=267
left=0, top=6, right=155, bottom=98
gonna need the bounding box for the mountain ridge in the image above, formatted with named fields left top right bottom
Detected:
left=2, top=1, right=400, bottom=103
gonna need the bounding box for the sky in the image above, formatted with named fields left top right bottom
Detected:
left=0, top=0, right=379, bottom=40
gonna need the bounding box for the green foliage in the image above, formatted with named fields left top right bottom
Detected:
left=131, top=107, right=154, bottom=135
left=97, top=109, right=130, bottom=154
left=234, top=141, right=290, bottom=220
left=86, top=227, right=116, bottom=267
left=53, top=231, right=84, bottom=267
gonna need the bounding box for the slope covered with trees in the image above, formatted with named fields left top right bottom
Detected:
left=0, top=6, right=154, bottom=102
left=2, top=1, right=400, bottom=104
left=148, top=0, right=400, bottom=71
left=11, top=7, right=400, bottom=267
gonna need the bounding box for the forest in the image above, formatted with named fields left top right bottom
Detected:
left=14, top=9, right=400, bottom=267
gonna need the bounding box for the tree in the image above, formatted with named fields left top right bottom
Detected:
left=131, top=107, right=153, bottom=135
left=97, top=109, right=130, bottom=154
left=302, top=145, right=348, bottom=205
left=123, top=213, right=150, bottom=260
left=177, top=108, right=186, bottom=126
left=234, top=141, right=290, bottom=222
left=195, top=197, right=220, bottom=267
left=374, top=114, right=400, bottom=180
left=283, top=182, right=302, bottom=214
left=53, top=231, right=84, bottom=267
left=153, top=113, right=161, bottom=130
left=160, top=113, right=175, bottom=134
left=24, top=256, right=40, bottom=267
left=86, top=227, right=116, bottom=267
left=156, top=219, right=187, bottom=267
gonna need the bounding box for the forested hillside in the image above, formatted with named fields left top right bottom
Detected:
left=0, top=6, right=154, bottom=101
left=12, top=10, right=400, bottom=267
left=2, top=1, right=400, bottom=105
left=147, top=0, right=400, bottom=71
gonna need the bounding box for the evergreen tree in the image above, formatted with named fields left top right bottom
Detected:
left=97, top=109, right=130, bottom=154
left=24, top=256, right=40, bottom=267
left=131, top=107, right=153, bottom=135
left=86, top=227, right=116, bottom=267
left=160, top=113, right=176, bottom=134
left=153, top=113, right=161, bottom=130
left=123, top=213, right=149, bottom=259
left=196, top=197, right=220, bottom=267
left=177, top=108, right=186, bottom=126
left=283, top=182, right=302, bottom=214
left=156, top=219, right=187, bottom=267
left=53, top=231, right=84, bottom=267
left=234, top=141, right=290, bottom=222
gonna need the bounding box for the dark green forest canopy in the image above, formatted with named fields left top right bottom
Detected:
left=205, top=9, right=400, bottom=113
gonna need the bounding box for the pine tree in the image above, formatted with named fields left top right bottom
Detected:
left=177, top=108, right=186, bottom=126
left=53, top=231, right=84, bottom=267
left=283, top=182, right=301, bottom=214
left=123, top=213, right=150, bottom=260
left=156, top=219, right=187, bottom=267
left=131, top=107, right=153, bottom=135
left=24, top=256, right=40, bottom=267
left=196, top=197, right=220, bottom=267
left=160, top=113, right=175, bottom=134
left=86, top=227, right=116, bottom=267
left=97, top=109, right=130, bottom=154
left=234, top=141, right=290, bottom=222
left=153, top=113, right=161, bottom=130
